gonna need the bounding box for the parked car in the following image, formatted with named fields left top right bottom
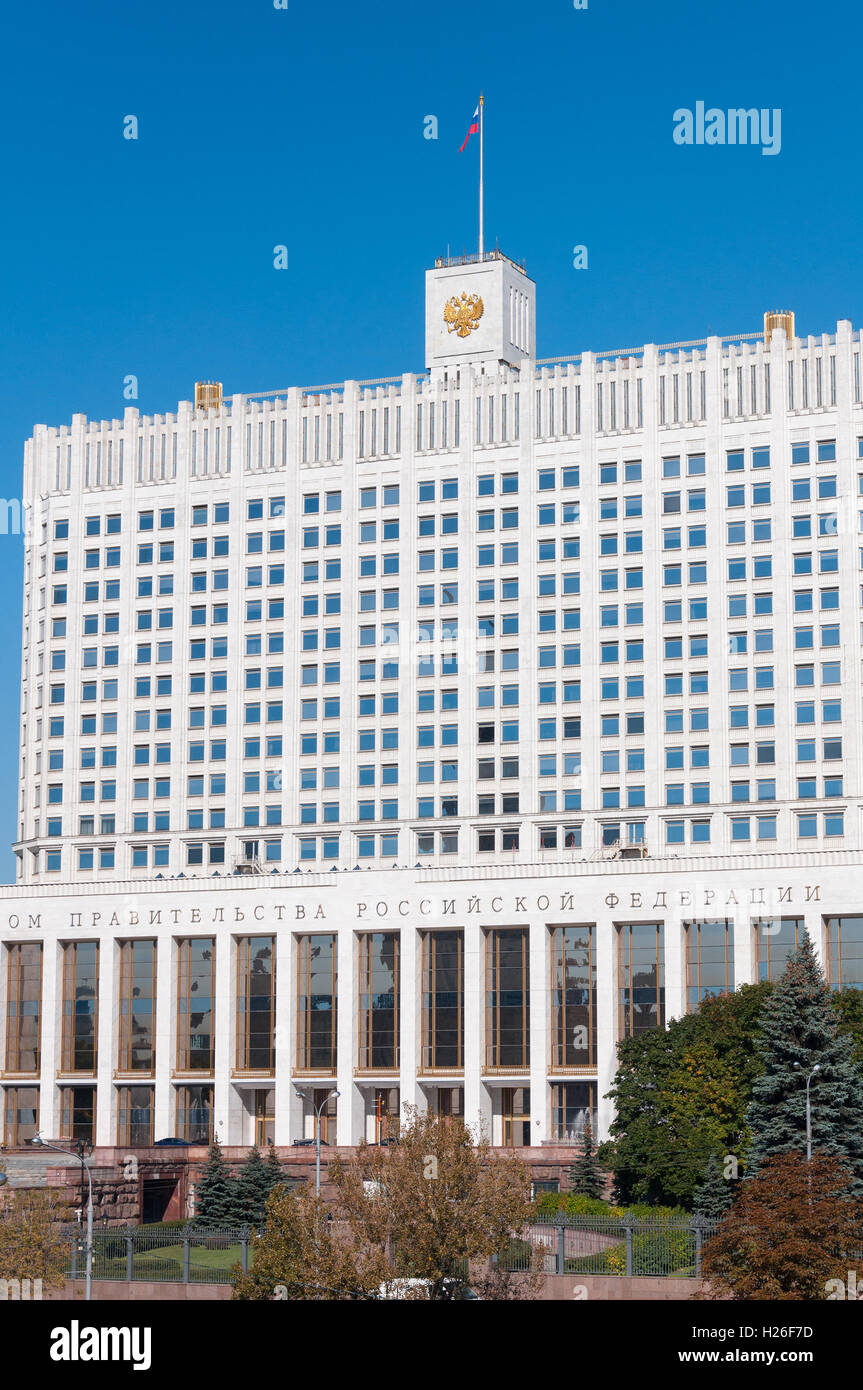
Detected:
left=153, top=1137, right=193, bottom=1147
left=377, top=1279, right=480, bottom=1300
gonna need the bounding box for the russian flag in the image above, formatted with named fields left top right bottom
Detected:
left=459, top=106, right=479, bottom=152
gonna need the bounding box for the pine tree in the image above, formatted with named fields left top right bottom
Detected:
left=194, top=1139, right=239, bottom=1229
left=568, top=1115, right=605, bottom=1200
left=235, top=1146, right=273, bottom=1227
left=746, top=932, right=863, bottom=1189
left=264, top=1144, right=286, bottom=1197
left=693, top=1152, right=733, bottom=1221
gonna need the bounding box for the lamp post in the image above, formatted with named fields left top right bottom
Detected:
left=793, top=1062, right=822, bottom=1161
left=295, top=1088, right=340, bottom=1196
left=32, top=1134, right=94, bottom=1301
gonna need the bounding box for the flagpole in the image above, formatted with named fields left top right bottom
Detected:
left=478, top=92, right=484, bottom=259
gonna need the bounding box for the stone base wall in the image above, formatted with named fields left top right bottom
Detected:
left=49, top=1274, right=702, bottom=1302
left=25, top=1144, right=594, bottom=1225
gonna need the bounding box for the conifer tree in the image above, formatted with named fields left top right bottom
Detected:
left=264, top=1144, right=286, bottom=1196
left=568, top=1114, right=605, bottom=1200
left=194, top=1138, right=239, bottom=1228
left=235, top=1146, right=273, bottom=1227
left=746, top=932, right=863, bottom=1189
left=693, top=1152, right=734, bottom=1222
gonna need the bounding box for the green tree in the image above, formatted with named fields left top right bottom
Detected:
left=746, top=934, right=863, bottom=1188
left=194, top=1138, right=239, bottom=1228
left=602, top=982, right=771, bottom=1208
left=830, top=986, right=863, bottom=1068
left=264, top=1144, right=288, bottom=1195
left=568, top=1115, right=604, bottom=1200
left=699, top=1152, right=863, bottom=1300
left=235, top=1146, right=274, bottom=1227
left=693, top=1152, right=734, bottom=1222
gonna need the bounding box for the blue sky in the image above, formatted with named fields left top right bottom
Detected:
left=0, top=0, right=859, bottom=877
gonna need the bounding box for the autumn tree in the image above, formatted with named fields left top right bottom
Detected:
left=231, top=1183, right=390, bottom=1300
left=233, top=1109, right=537, bottom=1300
left=329, top=1107, right=534, bottom=1300
left=0, top=1188, right=72, bottom=1289
left=699, top=1152, right=863, bottom=1300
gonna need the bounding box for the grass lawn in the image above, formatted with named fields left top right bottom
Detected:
left=94, top=1240, right=248, bottom=1283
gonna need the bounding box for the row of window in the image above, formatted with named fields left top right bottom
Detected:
left=6, top=919, right=861, bottom=1090
left=48, top=439, right=862, bottom=544
left=31, top=795, right=854, bottom=870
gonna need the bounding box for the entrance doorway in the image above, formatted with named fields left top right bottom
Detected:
left=141, top=1178, right=179, bottom=1224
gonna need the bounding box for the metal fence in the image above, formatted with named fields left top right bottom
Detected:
left=63, top=1226, right=253, bottom=1286
left=499, top=1214, right=717, bottom=1279
left=64, top=1214, right=716, bottom=1287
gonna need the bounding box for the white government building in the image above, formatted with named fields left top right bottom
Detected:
left=3, top=251, right=863, bottom=1159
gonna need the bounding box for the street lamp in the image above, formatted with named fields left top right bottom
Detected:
left=295, top=1088, right=340, bottom=1196
left=793, top=1062, right=822, bottom=1161
left=32, top=1134, right=94, bottom=1301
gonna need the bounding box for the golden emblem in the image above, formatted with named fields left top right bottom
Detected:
left=444, top=291, right=484, bottom=338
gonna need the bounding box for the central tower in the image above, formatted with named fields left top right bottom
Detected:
left=425, top=251, right=536, bottom=378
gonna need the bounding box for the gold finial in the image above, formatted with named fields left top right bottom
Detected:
left=194, top=380, right=223, bottom=410
left=763, top=311, right=794, bottom=344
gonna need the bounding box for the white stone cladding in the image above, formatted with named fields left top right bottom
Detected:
left=7, top=254, right=863, bottom=1149
left=0, top=857, right=855, bottom=1147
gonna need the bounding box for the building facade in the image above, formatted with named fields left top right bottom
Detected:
left=4, top=252, right=863, bottom=1156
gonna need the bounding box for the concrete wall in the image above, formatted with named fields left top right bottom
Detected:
left=50, top=1273, right=702, bottom=1301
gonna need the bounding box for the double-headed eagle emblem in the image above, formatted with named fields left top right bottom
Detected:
left=444, top=291, right=484, bottom=338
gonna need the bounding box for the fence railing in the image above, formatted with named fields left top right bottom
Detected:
left=63, top=1226, right=253, bottom=1286
left=499, top=1214, right=717, bottom=1279
left=64, top=1215, right=716, bottom=1287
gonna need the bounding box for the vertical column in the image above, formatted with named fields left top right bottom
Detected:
left=212, top=926, right=233, bottom=1145
left=398, top=920, right=420, bottom=1116
left=528, top=919, right=549, bottom=1144
left=95, top=937, right=116, bottom=1146
left=39, top=939, right=61, bottom=1138
left=336, top=924, right=362, bottom=1145
left=463, top=920, right=489, bottom=1135
left=733, top=906, right=754, bottom=990
left=594, top=912, right=616, bottom=1144
left=273, top=922, right=292, bottom=1145
left=665, top=903, right=686, bottom=1026
left=152, top=931, right=173, bottom=1144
